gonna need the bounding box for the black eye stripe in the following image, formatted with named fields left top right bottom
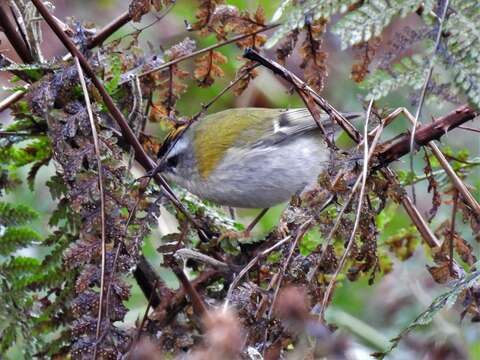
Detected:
left=167, top=154, right=179, bottom=167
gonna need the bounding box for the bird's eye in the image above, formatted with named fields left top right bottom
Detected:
left=167, top=154, right=179, bottom=168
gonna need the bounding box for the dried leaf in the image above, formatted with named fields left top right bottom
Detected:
left=427, top=262, right=453, bottom=284
left=191, top=0, right=225, bottom=33
left=276, top=29, right=299, bottom=65
left=194, top=50, right=228, bottom=87
left=385, top=227, right=419, bottom=261
left=351, top=37, right=382, bottom=83
left=165, top=37, right=197, bottom=60
left=423, top=150, right=442, bottom=222
left=300, top=19, right=328, bottom=92
left=129, top=0, right=151, bottom=22
left=454, top=234, right=476, bottom=265
left=233, top=60, right=258, bottom=96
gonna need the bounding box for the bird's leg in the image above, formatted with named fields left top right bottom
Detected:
left=246, top=208, right=270, bottom=234
left=219, top=208, right=270, bottom=241
left=227, top=207, right=236, bottom=220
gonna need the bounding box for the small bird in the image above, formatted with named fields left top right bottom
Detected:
left=158, top=108, right=359, bottom=208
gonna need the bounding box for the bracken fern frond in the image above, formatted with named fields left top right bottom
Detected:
left=360, top=54, right=429, bottom=100
left=442, top=0, right=480, bottom=107
left=266, top=0, right=356, bottom=48
left=332, top=0, right=434, bottom=49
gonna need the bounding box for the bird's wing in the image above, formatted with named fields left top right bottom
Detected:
left=250, top=108, right=360, bottom=148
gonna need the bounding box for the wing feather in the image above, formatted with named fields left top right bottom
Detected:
left=251, top=108, right=360, bottom=148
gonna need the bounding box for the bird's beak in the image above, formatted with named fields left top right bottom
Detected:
left=147, top=158, right=168, bottom=179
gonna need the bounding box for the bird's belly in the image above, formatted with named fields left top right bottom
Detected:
left=194, top=135, right=329, bottom=208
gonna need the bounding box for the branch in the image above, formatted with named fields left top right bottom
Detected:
left=0, top=90, right=25, bottom=113
left=243, top=48, right=361, bottom=142
left=87, top=11, right=131, bottom=49
left=0, top=2, right=34, bottom=63
left=376, top=105, right=478, bottom=165
left=170, top=262, right=208, bottom=319
left=408, top=0, right=450, bottom=203
left=386, top=170, right=442, bottom=250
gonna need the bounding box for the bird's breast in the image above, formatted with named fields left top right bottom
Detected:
left=188, top=134, right=330, bottom=208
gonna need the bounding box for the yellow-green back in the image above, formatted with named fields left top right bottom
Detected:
left=193, top=108, right=285, bottom=179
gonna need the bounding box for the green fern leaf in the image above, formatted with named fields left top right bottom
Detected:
left=0, top=324, right=18, bottom=354
left=0, top=202, right=38, bottom=226
left=266, top=0, right=356, bottom=48
left=378, top=267, right=480, bottom=358
left=13, top=268, right=65, bottom=291
left=1, top=256, right=41, bottom=275
left=0, top=227, right=42, bottom=255
left=360, top=55, right=428, bottom=100
left=444, top=0, right=480, bottom=108
left=332, top=0, right=434, bottom=49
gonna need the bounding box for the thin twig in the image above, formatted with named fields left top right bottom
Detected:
left=0, top=2, right=35, bottom=63
left=224, top=235, right=293, bottom=309
left=74, top=57, right=107, bottom=357
left=191, top=63, right=260, bottom=122
left=127, top=76, right=143, bottom=171
left=153, top=269, right=222, bottom=326
left=243, top=48, right=361, bottom=142
left=306, top=175, right=363, bottom=282
left=266, top=223, right=312, bottom=319
left=262, top=220, right=312, bottom=353
left=449, top=191, right=458, bottom=275
left=170, top=264, right=209, bottom=319
left=295, top=80, right=335, bottom=148
left=307, top=106, right=385, bottom=282
left=386, top=107, right=480, bottom=218
left=458, top=125, right=480, bottom=133
left=104, top=3, right=175, bottom=47
left=0, top=130, right=43, bottom=137
left=134, top=280, right=158, bottom=344
left=246, top=208, right=269, bottom=233
left=174, top=248, right=230, bottom=271
left=408, top=0, right=450, bottom=204
left=0, top=90, right=26, bottom=113
left=269, top=221, right=312, bottom=315
left=137, top=24, right=279, bottom=80
left=105, top=179, right=153, bottom=323
left=383, top=168, right=441, bottom=248
left=404, top=161, right=480, bottom=186
left=320, top=99, right=374, bottom=319
left=0, top=54, right=35, bottom=82
left=88, top=11, right=131, bottom=48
